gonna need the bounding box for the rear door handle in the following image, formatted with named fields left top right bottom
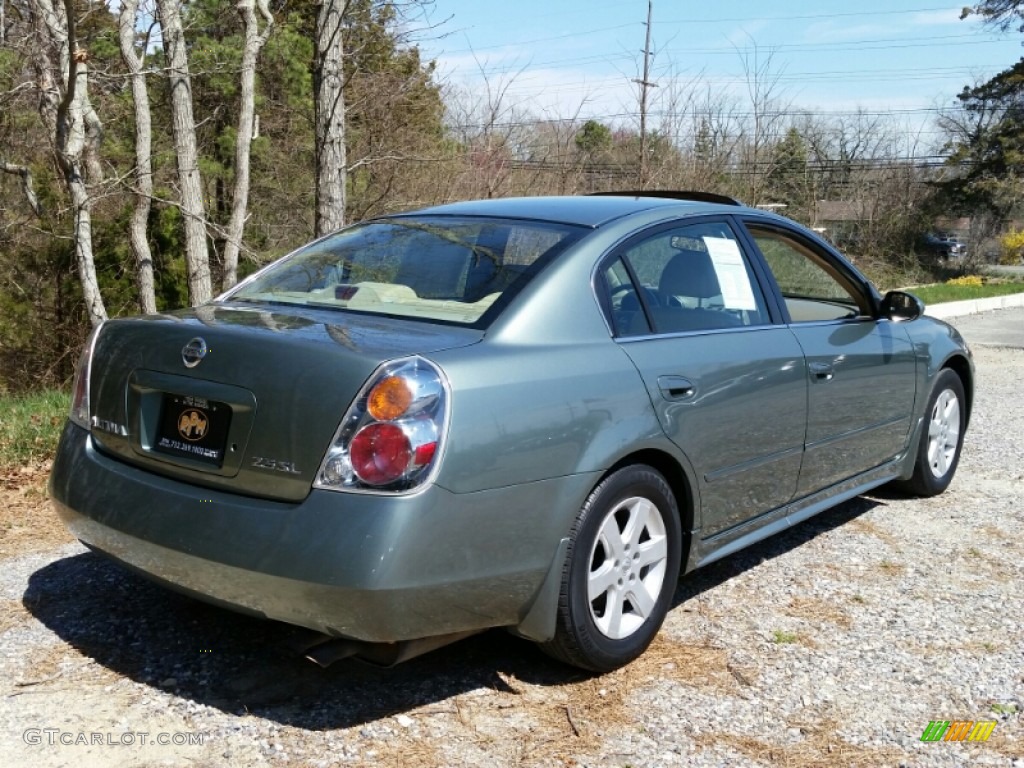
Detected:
left=657, top=375, right=696, bottom=400
left=809, top=362, right=834, bottom=381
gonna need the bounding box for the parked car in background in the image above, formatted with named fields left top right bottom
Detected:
left=51, top=192, right=974, bottom=672
left=921, top=232, right=968, bottom=260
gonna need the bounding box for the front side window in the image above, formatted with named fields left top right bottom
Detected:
left=227, top=217, right=584, bottom=326
left=603, top=220, right=769, bottom=335
left=746, top=224, right=869, bottom=322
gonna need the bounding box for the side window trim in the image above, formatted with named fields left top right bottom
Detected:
left=728, top=214, right=788, bottom=325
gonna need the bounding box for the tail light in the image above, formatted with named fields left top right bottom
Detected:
left=315, top=356, right=449, bottom=493
left=69, top=322, right=104, bottom=430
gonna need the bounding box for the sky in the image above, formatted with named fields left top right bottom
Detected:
left=416, top=1, right=1022, bottom=150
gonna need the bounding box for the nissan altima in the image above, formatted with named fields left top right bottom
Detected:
left=50, top=192, right=973, bottom=672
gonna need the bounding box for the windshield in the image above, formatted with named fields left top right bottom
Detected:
left=226, top=216, right=585, bottom=326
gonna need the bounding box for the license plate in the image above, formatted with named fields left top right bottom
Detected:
left=153, top=393, right=232, bottom=467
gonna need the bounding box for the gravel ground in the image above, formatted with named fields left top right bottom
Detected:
left=1, top=328, right=1021, bottom=767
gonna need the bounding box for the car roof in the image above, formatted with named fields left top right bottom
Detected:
left=392, top=195, right=746, bottom=229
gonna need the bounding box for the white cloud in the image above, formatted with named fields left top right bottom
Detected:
left=911, top=8, right=971, bottom=26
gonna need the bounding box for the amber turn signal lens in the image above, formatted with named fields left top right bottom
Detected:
left=367, top=375, right=414, bottom=421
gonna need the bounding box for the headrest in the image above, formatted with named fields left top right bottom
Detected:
left=658, top=249, right=722, bottom=299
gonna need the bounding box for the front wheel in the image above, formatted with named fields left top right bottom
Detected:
left=541, top=465, right=682, bottom=672
left=898, top=368, right=967, bottom=496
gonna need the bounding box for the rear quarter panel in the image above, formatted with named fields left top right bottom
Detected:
left=431, top=338, right=665, bottom=495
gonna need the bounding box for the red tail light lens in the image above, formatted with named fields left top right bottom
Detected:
left=350, top=423, right=412, bottom=485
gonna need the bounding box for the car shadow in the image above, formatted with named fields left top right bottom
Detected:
left=22, top=494, right=883, bottom=730
left=671, top=493, right=884, bottom=606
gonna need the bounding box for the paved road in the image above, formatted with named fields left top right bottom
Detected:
left=946, top=306, right=1024, bottom=349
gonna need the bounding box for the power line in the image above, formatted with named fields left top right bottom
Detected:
left=435, top=5, right=987, bottom=56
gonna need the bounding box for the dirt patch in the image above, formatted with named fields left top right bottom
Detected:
left=434, top=637, right=743, bottom=766
left=0, top=598, right=30, bottom=634
left=847, top=517, right=900, bottom=549
left=7, top=635, right=124, bottom=692
left=784, top=596, right=853, bottom=630
left=696, top=716, right=904, bottom=768
left=0, top=463, right=73, bottom=557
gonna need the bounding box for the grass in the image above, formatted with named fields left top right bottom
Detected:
left=0, top=389, right=69, bottom=468
left=878, top=559, right=904, bottom=575
left=771, top=629, right=799, bottom=644
left=991, top=703, right=1018, bottom=715
left=907, top=279, right=1024, bottom=305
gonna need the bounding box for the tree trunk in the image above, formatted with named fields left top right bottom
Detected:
left=118, top=0, right=157, bottom=314
left=156, top=0, right=212, bottom=305
left=222, top=0, right=274, bottom=291
left=30, top=0, right=107, bottom=327
left=314, top=0, right=350, bottom=237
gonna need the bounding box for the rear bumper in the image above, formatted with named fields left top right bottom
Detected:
left=50, top=423, right=594, bottom=642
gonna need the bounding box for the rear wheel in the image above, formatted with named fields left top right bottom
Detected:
left=541, top=465, right=682, bottom=672
left=898, top=369, right=966, bottom=496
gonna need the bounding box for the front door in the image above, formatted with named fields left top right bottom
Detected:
left=741, top=221, right=918, bottom=496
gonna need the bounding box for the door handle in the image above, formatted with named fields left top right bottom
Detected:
left=808, top=362, right=834, bottom=381
left=657, top=375, right=695, bottom=400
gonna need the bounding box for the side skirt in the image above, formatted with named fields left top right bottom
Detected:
left=693, top=458, right=903, bottom=570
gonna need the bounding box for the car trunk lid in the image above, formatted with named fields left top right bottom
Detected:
left=86, top=303, right=481, bottom=501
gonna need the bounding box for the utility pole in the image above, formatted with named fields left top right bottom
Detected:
left=633, top=0, right=657, bottom=188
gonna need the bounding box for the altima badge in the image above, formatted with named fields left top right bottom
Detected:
left=182, top=337, right=208, bottom=368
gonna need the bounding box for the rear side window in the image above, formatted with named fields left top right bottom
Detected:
left=603, top=220, right=770, bottom=335
left=228, top=217, right=584, bottom=326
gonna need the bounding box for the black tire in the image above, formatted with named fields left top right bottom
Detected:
left=541, top=465, right=682, bottom=672
left=897, top=368, right=967, bottom=497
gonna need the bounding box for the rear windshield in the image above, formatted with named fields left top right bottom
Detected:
left=226, top=216, right=585, bottom=326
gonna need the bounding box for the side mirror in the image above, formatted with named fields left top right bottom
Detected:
left=880, top=290, right=924, bottom=322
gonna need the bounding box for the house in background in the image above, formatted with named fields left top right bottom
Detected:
left=811, top=200, right=870, bottom=249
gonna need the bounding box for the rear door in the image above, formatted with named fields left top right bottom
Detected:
left=740, top=220, right=918, bottom=496
left=601, top=218, right=807, bottom=538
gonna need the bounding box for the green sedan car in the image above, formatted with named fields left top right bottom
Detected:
left=50, top=192, right=973, bottom=672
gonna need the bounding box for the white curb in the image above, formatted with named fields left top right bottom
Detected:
left=924, top=291, right=1024, bottom=320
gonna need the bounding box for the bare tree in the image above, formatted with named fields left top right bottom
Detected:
left=222, top=0, right=274, bottom=290
left=444, top=61, right=531, bottom=199
left=118, top=0, right=157, bottom=314
left=735, top=40, right=790, bottom=204
left=156, top=0, right=211, bottom=305
left=0, top=161, right=43, bottom=216
left=680, top=84, right=743, bottom=192
left=314, top=0, right=350, bottom=236
left=29, top=0, right=107, bottom=326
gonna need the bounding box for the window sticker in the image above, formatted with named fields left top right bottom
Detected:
left=703, top=236, right=758, bottom=311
